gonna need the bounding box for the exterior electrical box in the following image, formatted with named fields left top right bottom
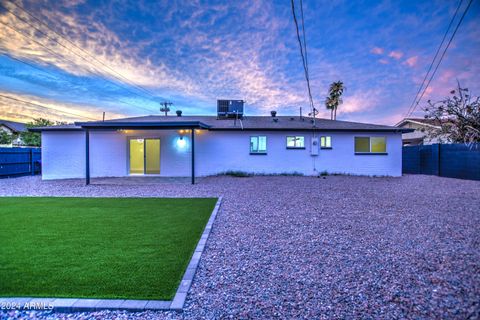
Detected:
left=311, top=137, right=319, bottom=156
left=217, top=100, right=244, bottom=118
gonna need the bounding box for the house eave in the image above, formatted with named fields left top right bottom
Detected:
left=74, top=121, right=211, bottom=130
left=395, top=119, right=442, bottom=129
left=28, top=121, right=413, bottom=133
left=28, top=127, right=83, bottom=132
left=209, top=128, right=414, bottom=133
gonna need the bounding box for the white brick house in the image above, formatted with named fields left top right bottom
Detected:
left=33, top=113, right=412, bottom=183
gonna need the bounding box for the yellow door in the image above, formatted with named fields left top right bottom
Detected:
left=145, top=139, right=160, bottom=174
left=129, top=138, right=160, bottom=174
left=129, top=139, right=145, bottom=174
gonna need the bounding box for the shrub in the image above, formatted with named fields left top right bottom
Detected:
left=223, top=170, right=253, bottom=177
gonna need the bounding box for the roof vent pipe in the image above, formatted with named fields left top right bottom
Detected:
left=176, top=110, right=182, bottom=117
left=271, top=110, right=277, bottom=117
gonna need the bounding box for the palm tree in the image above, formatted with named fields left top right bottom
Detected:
left=325, top=81, right=345, bottom=120
left=325, top=96, right=335, bottom=120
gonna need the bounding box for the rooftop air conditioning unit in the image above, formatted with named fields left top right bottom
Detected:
left=217, top=100, right=244, bottom=119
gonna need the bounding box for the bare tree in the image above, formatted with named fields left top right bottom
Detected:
left=423, top=82, right=480, bottom=144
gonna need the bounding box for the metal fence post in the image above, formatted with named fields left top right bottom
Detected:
left=86, top=129, right=90, bottom=185
left=30, top=148, right=34, bottom=175
left=438, top=144, right=441, bottom=177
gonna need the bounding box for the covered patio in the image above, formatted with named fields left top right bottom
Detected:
left=76, top=120, right=211, bottom=185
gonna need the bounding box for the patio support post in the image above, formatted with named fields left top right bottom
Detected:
left=85, top=129, right=90, bottom=185
left=191, top=129, right=195, bottom=184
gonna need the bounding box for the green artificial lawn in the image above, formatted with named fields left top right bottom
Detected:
left=0, top=197, right=217, bottom=300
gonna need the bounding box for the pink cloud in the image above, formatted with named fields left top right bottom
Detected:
left=424, top=86, right=434, bottom=97
left=439, top=69, right=455, bottom=83
left=404, top=56, right=418, bottom=67
left=371, top=47, right=384, bottom=55
left=339, top=89, right=381, bottom=114
left=379, top=59, right=389, bottom=65
left=388, top=51, right=403, bottom=60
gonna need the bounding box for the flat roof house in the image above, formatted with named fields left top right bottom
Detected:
left=32, top=103, right=412, bottom=183
left=395, top=118, right=444, bottom=146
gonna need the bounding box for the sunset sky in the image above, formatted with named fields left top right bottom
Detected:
left=0, top=0, right=478, bottom=125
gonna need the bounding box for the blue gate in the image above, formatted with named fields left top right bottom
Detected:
left=0, top=147, right=41, bottom=177
left=402, top=143, right=480, bottom=181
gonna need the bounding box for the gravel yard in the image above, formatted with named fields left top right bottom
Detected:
left=1, top=175, right=479, bottom=319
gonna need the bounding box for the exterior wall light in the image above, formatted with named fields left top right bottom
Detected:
left=176, top=136, right=187, bottom=149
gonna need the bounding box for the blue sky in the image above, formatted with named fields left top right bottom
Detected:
left=0, top=0, right=478, bottom=124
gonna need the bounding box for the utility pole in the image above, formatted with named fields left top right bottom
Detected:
left=160, top=101, right=173, bottom=116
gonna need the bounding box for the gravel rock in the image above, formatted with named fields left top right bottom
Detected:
left=0, top=175, right=479, bottom=319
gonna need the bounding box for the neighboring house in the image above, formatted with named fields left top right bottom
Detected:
left=32, top=102, right=412, bottom=182
left=0, top=119, right=27, bottom=146
left=395, top=118, right=443, bottom=146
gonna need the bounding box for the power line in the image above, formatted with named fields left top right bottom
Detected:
left=2, top=53, right=156, bottom=119
left=299, top=0, right=317, bottom=118
left=0, top=20, right=156, bottom=113
left=300, top=0, right=309, bottom=75
left=0, top=3, right=161, bottom=107
left=407, top=0, right=474, bottom=117
left=290, top=0, right=315, bottom=119
left=3, top=0, right=164, bottom=102
left=2, top=53, right=61, bottom=79
left=405, top=0, right=464, bottom=118
left=0, top=93, right=98, bottom=120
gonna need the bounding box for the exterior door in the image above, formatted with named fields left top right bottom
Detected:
left=145, top=139, right=160, bottom=174
left=129, top=138, right=160, bottom=174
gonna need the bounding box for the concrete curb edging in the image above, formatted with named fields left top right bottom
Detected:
left=169, top=196, right=222, bottom=310
left=0, top=197, right=223, bottom=313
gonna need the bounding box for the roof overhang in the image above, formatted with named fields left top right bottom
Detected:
left=74, top=121, right=211, bottom=130
left=395, top=119, right=441, bottom=129
left=209, top=128, right=415, bottom=133
left=29, top=120, right=412, bottom=133
left=1, top=124, right=20, bottom=133
left=28, top=127, right=83, bottom=132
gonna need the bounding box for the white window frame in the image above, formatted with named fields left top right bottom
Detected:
left=286, top=136, right=305, bottom=149
left=354, top=136, right=387, bottom=154
left=320, top=136, right=332, bottom=149
left=250, top=136, right=267, bottom=154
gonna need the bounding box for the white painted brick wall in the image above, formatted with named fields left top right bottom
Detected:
left=41, top=129, right=402, bottom=179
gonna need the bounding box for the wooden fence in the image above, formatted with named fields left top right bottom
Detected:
left=0, top=147, right=41, bottom=178
left=403, top=143, right=480, bottom=181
